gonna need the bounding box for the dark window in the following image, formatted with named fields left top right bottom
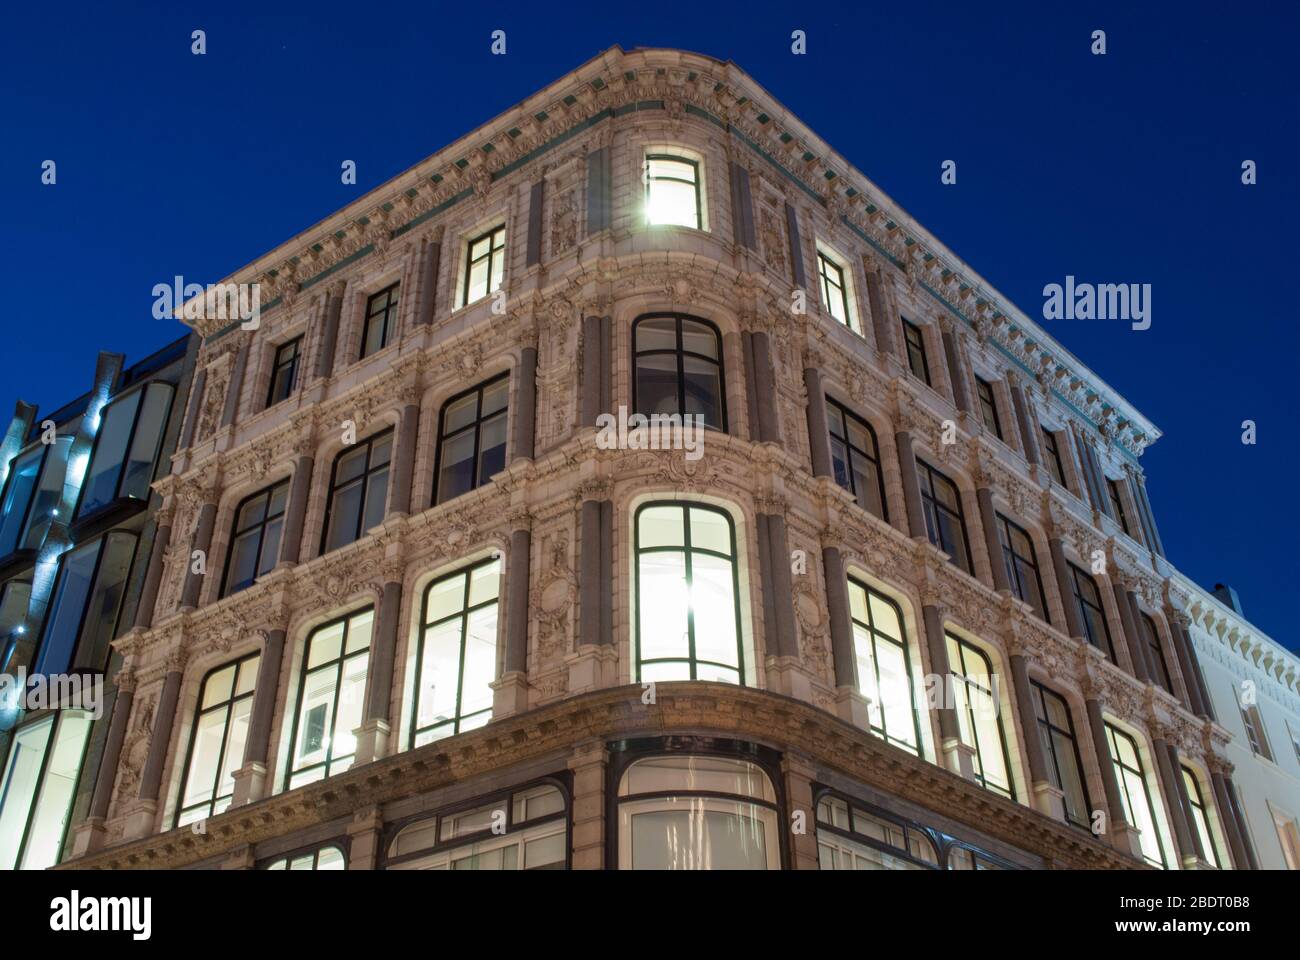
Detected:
left=848, top=578, right=921, bottom=755
left=975, top=377, right=1002, bottom=439
left=1138, top=612, right=1173, bottom=693
left=361, top=284, right=400, bottom=358
left=1239, top=700, right=1272, bottom=761
left=266, top=337, right=302, bottom=407
left=321, top=430, right=392, bottom=553
left=902, top=320, right=930, bottom=385
left=826, top=398, right=887, bottom=521
left=174, top=652, right=260, bottom=826
left=644, top=154, right=701, bottom=229
left=0, top=436, right=71, bottom=557
left=287, top=608, right=373, bottom=789
left=1106, top=478, right=1130, bottom=535
left=435, top=376, right=509, bottom=505
left=34, top=531, right=137, bottom=675
left=917, top=460, right=972, bottom=574
left=1181, top=766, right=1223, bottom=869
left=462, top=226, right=506, bottom=306
left=632, top=314, right=726, bottom=431
left=1105, top=723, right=1168, bottom=868
left=996, top=514, right=1049, bottom=623
left=817, top=251, right=851, bottom=327
left=220, top=480, right=289, bottom=597
left=75, top=382, right=175, bottom=519
left=1041, top=428, right=1067, bottom=487
left=947, top=634, right=1015, bottom=799
left=1030, top=681, right=1094, bottom=830
left=1069, top=563, right=1115, bottom=661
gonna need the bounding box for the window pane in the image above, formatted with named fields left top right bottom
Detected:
left=638, top=505, right=684, bottom=548
left=690, top=554, right=739, bottom=668
left=0, top=718, right=54, bottom=870
left=437, top=431, right=476, bottom=503
left=689, top=508, right=731, bottom=554
left=682, top=356, right=723, bottom=427
left=361, top=467, right=389, bottom=532
left=326, top=482, right=364, bottom=551
left=476, top=413, right=507, bottom=484
left=680, top=320, right=718, bottom=359
left=0, top=448, right=42, bottom=556
left=20, top=711, right=92, bottom=869
left=636, top=317, right=677, bottom=352
left=121, top=384, right=172, bottom=500
left=79, top=391, right=141, bottom=515
left=626, top=801, right=771, bottom=869
left=34, top=541, right=99, bottom=676
left=635, top=354, right=678, bottom=415
left=417, top=619, right=463, bottom=730
left=638, top=552, right=689, bottom=661
left=459, top=606, right=498, bottom=719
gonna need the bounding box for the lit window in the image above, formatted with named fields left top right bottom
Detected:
left=632, top=314, right=726, bottom=430
left=34, top=531, right=137, bottom=675
left=827, top=398, right=886, bottom=520
left=1105, top=723, right=1169, bottom=868
left=917, top=460, right=973, bottom=574
left=287, top=608, right=372, bottom=789
left=901, top=319, right=931, bottom=385
left=814, top=793, right=941, bottom=870
left=412, top=556, right=500, bottom=747
left=361, top=284, right=400, bottom=358
left=266, top=337, right=302, bottom=407
left=1030, top=681, right=1093, bottom=830
left=0, top=437, right=71, bottom=557
left=1069, top=563, right=1115, bottom=661
left=265, top=846, right=345, bottom=870
left=76, top=382, right=175, bottom=518
left=461, top=226, right=506, bottom=306
left=175, top=652, right=259, bottom=826
left=1181, top=766, right=1223, bottom=868
left=1041, top=428, right=1067, bottom=486
left=976, top=377, right=1002, bottom=439
left=644, top=155, right=701, bottom=229
left=996, top=514, right=1049, bottom=622
left=321, top=430, right=391, bottom=554
left=617, top=754, right=779, bottom=869
left=1138, top=613, right=1174, bottom=693
left=817, top=249, right=851, bottom=328
left=435, top=376, right=509, bottom=504
left=0, top=710, right=93, bottom=869
left=1107, top=478, right=1131, bottom=535
left=634, top=503, right=743, bottom=684
left=847, top=578, right=920, bottom=755
left=947, top=633, right=1015, bottom=799
left=221, top=480, right=288, bottom=597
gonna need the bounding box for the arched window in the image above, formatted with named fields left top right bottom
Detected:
left=264, top=845, right=345, bottom=870
left=411, top=556, right=501, bottom=747
left=917, top=459, right=973, bottom=574
left=321, top=430, right=392, bottom=554
left=1181, top=765, right=1223, bottom=868
left=287, top=608, right=373, bottom=790
left=1029, top=680, right=1093, bottom=830
left=816, top=794, right=938, bottom=870
left=1104, top=723, right=1168, bottom=869
left=826, top=398, right=887, bottom=520
left=632, top=314, right=726, bottom=431
left=946, top=633, right=1015, bottom=800
left=220, top=480, right=288, bottom=597
left=634, top=502, right=743, bottom=684
left=174, top=652, right=260, bottom=826
left=847, top=578, right=921, bottom=755
left=616, top=754, right=779, bottom=869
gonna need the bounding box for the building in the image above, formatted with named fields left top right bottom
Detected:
left=0, top=334, right=197, bottom=869
left=19, top=45, right=1290, bottom=870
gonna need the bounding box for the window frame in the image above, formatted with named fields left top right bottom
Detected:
left=826, top=397, right=888, bottom=522
left=219, top=479, right=289, bottom=597
left=1238, top=695, right=1273, bottom=762
left=1180, top=764, right=1223, bottom=868
left=361, top=283, right=400, bottom=359
left=816, top=247, right=852, bottom=329
left=34, top=529, right=139, bottom=676
left=1138, top=612, right=1174, bottom=693
left=847, top=575, right=923, bottom=755
left=173, top=651, right=260, bottom=827
left=946, top=633, right=1016, bottom=800
left=995, top=513, right=1050, bottom=623
left=643, top=153, right=702, bottom=230
left=1106, top=477, right=1131, bottom=534
left=975, top=376, right=1003, bottom=439
left=460, top=225, right=507, bottom=308
left=1041, top=428, right=1067, bottom=486
left=0, top=709, right=94, bottom=870
left=901, top=319, right=931, bottom=385
left=319, top=429, right=393, bottom=555
left=1105, top=723, right=1169, bottom=869
left=433, top=374, right=510, bottom=505
left=630, top=313, right=728, bottom=433
left=263, top=844, right=347, bottom=871
left=916, top=459, right=974, bottom=574
left=73, top=381, right=176, bottom=521
left=266, top=336, right=303, bottom=408
left=1068, top=562, right=1116, bottom=662
left=0, top=436, right=72, bottom=559
left=1029, top=680, right=1094, bottom=830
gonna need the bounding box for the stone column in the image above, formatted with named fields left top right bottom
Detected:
left=941, top=323, right=973, bottom=415
left=1124, top=589, right=1155, bottom=682
left=976, top=487, right=1011, bottom=593
left=1165, top=609, right=1208, bottom=717
left=803, top=365, right=833, bottom=480
left=894, top=431, right=928, bottom=539
left=132, top=508, right=173, bottom=629
left=922, top=603, right=972, bottom=779
left=219, top=335, right=251, bottom=429
left=864, top=260, right=899, bottom=361
left=569, top=487, right=615, bottom=692
left=1210, top=768, right=1252, bottom=870
left=493, top=516, right=531, bottom=718
left=1083, top=697, right=1143, bottom=858
left=569, top=739, right=607, bottom=869
left=385, top=402, right=419, bottom=519
left=1152, top=735, right=1197, bottom=867
left=1009, top=652, right=1064, bottom=820
left=750, top=330, right=780, bottom=444
left=180, top=497, right=218, bottom=609
left=1009, top=378, right=1041, bottom=466
left=178, top=368, right=206, bottom=450
left=314, top=282, right=345, bottom=380
left=1048, top=537, right=1086, bottom=639
left=230, top=627, right=286, bottom=807
left=513, top=344, right=537, bottom=461
left=277, top=453, right=314, bottom=567
left=782, top=751, right=822, bottom=869
left=355, top=579, right=401, bottom=764
left=127, top=657, right=186, bottom=839
left=346, top=807, right=384, bottom=871
left=1112, top=581, right=1150, bottom=684
left=580, top=316, right=607, bottom=427
left=761, top=507, right=804, bottom=700
left=72, top=673, right=136, bottom=854
left=414, top=234, right=441, bottom=327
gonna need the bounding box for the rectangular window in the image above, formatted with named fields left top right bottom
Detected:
left=75, top=382, right=175, bottom=518
left=917, top=460, right=972, bottom=574
left=1069, top=563, right=1115, bottom=662
left=975, top=377, right=1002, bottom=439
left=1041, top=428, right=1067, bottom=487
left=361, top=284, right=400, bottom=358
left=847, top=579, right=920, bottom=755
left=996, top=514, right=1049, bottom=623
left=644, top=154, right=701, bottom=229
left=1031, top=681, right=1093, bottom=829
left=0, top=710, right=93, bottom=870
left=1239, top=699, right=1273, bottom=762
left=1181, top=766, right=1222, bottom=868
left=175, top=652, right=260, bottom=826
left=817, top=250, right=851, bottom=328
left=0, top=436, right=71, bottom=557
left=321, top=430, right=392, bottom=554
left=1106, top=478, right=1131, bottom=535
left=947, top=634, right=1014, bottom=799
left=826, top=398, right=886, bottom=521
left=1139, top=612, right=1174, bottom=693
left=462, top=226, right=506, bottom=307
left=266, top=337, right=302, bottom=407
left=288, top=608, right=373, bottom=789
left=1105, top=723, right=1169, bottom=869
left=435, top=376, right=508, bottom=504
left=34, top=530, right=138, bottom=676
left=901, top=320, right=931, bottom=385
left=221, top=480, right=289, bottom=597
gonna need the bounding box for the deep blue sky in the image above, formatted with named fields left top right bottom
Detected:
left=2, top=3, right=1295, bottom=646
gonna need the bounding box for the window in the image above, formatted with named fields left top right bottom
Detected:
left=175, top=652, right=259, bottom=826
left=1030, top=681, right=1093, bottom=830
left=1069, top=563, right=1115, bottom=661
left=266, top=337, right=302, bottom=407
left=1105, top=723, right=1168, bottom=868
left=287, top=608, right=372, bottom=789
left=617, top=754, right=779, bottom=869
left=1138, top=613, right=1174, bottom=693
left=0, top=710, right=93, bottom=869
left=461, top=225, right=506, bottom=306
left=361, top=284, right=399, bottom=358
left=901, top=319, right=930, bottom=385
left=848, top=578, right=920, bottom=755
left=265, top=846, right=345, bottom=870
left=947, top=846, right=1009, bottom=870
left=827, top=399, right=886, bottom=520
left=220, top=480, right=288, bottom=597
left=1274, top=811, right=1300, bottom=870
left=412, top=556, right=500, bottom=747
left=1238, top=698, right=1273, bottom=762
left=0, top=580, right=31, bottom=642
left=321, top=430, right=392, bottom=553
left=1181, top=766, right=1222, bottom=868
left=947, top=634, right=1015, bottom=799
left=1106, top=478, right=1130, bottom=534
left=644, top=154, right=701, bottom=229
left=634, top=502, right=743, bottom=685
left=1041, top=428, right=1067, bottom=486
left=632, top=314, right=726, bottom=431
left=816, top=794, right=939, bottom=870
left=995, top=514, right=1049, bottom=622
left=1289, top=722, right=1300, bottom=767
left=34, top=531, right=137, bottom=675
left=387, top=782, right=567, bottom=870
left=917, top=460, right=973, bottom=574
left=434, top=376, right=508, bottom=504
left=0, top=437, right=71, bottom=558
left=817, top=249, right=851, bottom=328
left=975, top=377, right=1002, bottom=439
left=75, top=382, right=174, bottom=518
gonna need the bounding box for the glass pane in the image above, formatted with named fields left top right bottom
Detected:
left=182, top=706, right=228, bottom=808
left=869, top=594, right=902, bottom=641
left=621, top=755, right=773, bottom=800
left=638, top=552, right=689, bottom=661
left=875, top=639, right=917, bottom=750
left=307, top=621, right=344, bottom=669
left=639, top=505, right=684, bottom=548
left=316, top=847, right=345, bottom=870
left=467, top=560, right=500, bottom=606
left=79, top=391, right=141, bottom=515
left=466, top=258, right=490, bottom=303
left=682, top=356, right=722, bottom=427
left=689, top=509, right=731, bottom=555
left=679, top=320, right=718, bottom=359
left=225, top=529, right=261, bottom=594
left=646, top=179, right=699, bottom=228
left=443, top=394, right=479, bottom=435
left=202, top=666, right=236, bottom=709
left=74, top=532, right=135, bottom=671
left=345, top=609, right=373, bottom=653
left=332, top=655, right=368, bottom=761
left=235, top=656, right=259, bottom=696
left=257, top=518, right=283, bottom=577
left=0, top=718, right=54, bottom=870
left=459, top=606, right=498, bottom=718
left=370, top=434, right=393, bottom=468
left=690, top=554, right=739, bottom=668
left=218, top=697, right=252, bottom=798
left=477, top=413, right=507, bottom=483
left=361, top=467, right=389, bottom=532
left=426, top=572, right=467, bottom=624
left=481, top=379, right=509, bottom=416
left=326, top=482, right=364, bottom=551
left=635, top=354, right=678, bottom=416
left=295, top=669, right=336, bottom=769
left=22, top=437, right=71, bottom=551
left=636, top=317, right=677, bottom=352
left=640, top=661, right=691, bottom=683
left=418, top=619, right=464, bottom=731
left=524, top=832, right=566, bottom=869
left=121, top=384, right=172, bottom=500
left=646, top=157, right=696, bottom=182
left=20, top=711, right=92, bottom=869
left=334, top=445, right=369, bottom=485
left=626, top=801, right=771, bottom=869
left=437, top=431, right=476, bottom=503
left=34, top=541, right=99, bottom=676
left=0, top=448, right=42, bottom=556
